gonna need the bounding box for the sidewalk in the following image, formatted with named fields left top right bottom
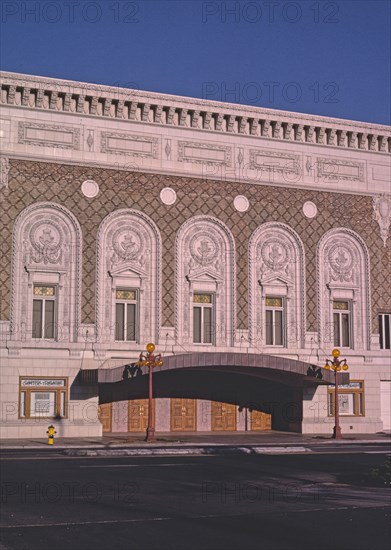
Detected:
left=1, top=430, right=390, bottom=454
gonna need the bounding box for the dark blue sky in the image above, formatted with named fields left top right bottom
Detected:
left=1, top=0, right=390, bottom=124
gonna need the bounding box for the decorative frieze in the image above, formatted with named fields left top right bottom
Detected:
left=18, top=122, right=81, bottom=150
left=250, top=149, right=300, bottom=175
left=100, top=131, right=159, bottom=159
left=178, top=140, right=232, bottom=167
left=316, top=158, right=364, bottom=182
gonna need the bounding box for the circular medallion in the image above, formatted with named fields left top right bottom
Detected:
left=234, top=195, right=250, bottom=212
left=81, top=180, right=99, bottom=198
left=303, top=201, right=317, bottom=218
left=160, top=187, right=177, bottom=205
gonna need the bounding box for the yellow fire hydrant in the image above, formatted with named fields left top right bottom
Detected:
left=47, top=425, right=56, bottom=445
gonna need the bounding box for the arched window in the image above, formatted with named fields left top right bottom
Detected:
left=317, top=228, right=371, bottom=350
left=175, top=216, right=236, bottom=347
left=96, top=209, right=161, bottom=345
left=11, top=202, right=82, bottom=343
left=249, top=223, right=306, bottom=349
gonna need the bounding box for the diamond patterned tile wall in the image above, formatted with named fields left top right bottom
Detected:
left=1, top=159, right=390, bottom=333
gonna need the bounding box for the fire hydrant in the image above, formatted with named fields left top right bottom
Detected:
left=47, top=425, right=56, bottom=445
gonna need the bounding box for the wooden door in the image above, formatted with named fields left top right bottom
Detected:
left=128, top=399, right=154, bottom=432
left=211, top=401, right=237, bottom=431
left=171, top=398, right=197, bottom=431
left=98, top=403, right=112, bottom=433
left=251, top=410, right=272, bottom=431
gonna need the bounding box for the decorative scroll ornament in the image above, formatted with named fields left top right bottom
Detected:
left=328, top=243, right=354, bottom=283
left=29, top=222, right=62, bottom=264
left=0, top=156, right=10, bottom=191
left=373, top=194, right=391, bottom=247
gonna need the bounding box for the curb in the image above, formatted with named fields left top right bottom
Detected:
left=1, top=439, right=390, bottom=452
left=62, top=445, right=312, bottom=457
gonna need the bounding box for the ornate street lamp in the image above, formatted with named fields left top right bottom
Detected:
left=324, top=348, right=349, bottom=440
left=136, top=343, right=163, bottom=442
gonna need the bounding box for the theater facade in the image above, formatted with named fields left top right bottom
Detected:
left=0, top=71, right=390, bottom=439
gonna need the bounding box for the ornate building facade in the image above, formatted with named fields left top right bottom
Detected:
left=0, top=71, right=390, bottom=438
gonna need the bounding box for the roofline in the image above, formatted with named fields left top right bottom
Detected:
left=1, top=70, right=390, bottom=132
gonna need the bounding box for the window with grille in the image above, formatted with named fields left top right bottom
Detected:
left=333, top=301, right=351, bottom=348
left=32, top=286, right=56, bottom=339
left=115, top=289, right=138, bottom=342
left=193, top=293, right=214, bottom=344
left=265, top=297, right=285, bottom=346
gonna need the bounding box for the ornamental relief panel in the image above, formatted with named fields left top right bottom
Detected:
left=188, top=231, right=223, bottom=274
left=323, top=238, right=362, bottom=287
left=111, top=226, right=148, bottom=268
left=176, top=216, right=235, bottom=348
left=28, top=220, right=63, bottom=265
left=258, top=237, right=296, bottom=279
left=372, top=194, right=391, bottom=247
left=96, top=210, right=161, bottom=345
left=11, top=203, right=82, bottom=343
left=249, top=223, right=306, bottom=349
left=317, top=229, right=371, bottom=350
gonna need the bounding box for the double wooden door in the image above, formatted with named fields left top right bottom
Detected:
left=128, top=399, right=155, bottom=432
left=171, top=398, right=197, bottom=431
left=211, top=401, right=237, bottom=431
left=251, top=410, right=272, bottom=431
left=98, top=403, right=112, bottom=432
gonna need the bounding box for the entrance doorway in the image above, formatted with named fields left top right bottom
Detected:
left=251, top=410, right=272, bottom=430
left=211, top=401, right=237, bottom=431
left=171, top=398, right=197, bottom=431
left=98, top=403, right=112, bottom=432
left=128, top=399, right=155, bottom=432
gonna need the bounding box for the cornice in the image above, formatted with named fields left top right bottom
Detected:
left=1, top=71, right=390, bottom=154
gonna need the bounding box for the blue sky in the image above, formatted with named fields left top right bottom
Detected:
left=1, top=0, right=389, bottom=124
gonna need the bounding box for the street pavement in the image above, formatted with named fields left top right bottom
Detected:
left=1, top=450, right=390, bottom=550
